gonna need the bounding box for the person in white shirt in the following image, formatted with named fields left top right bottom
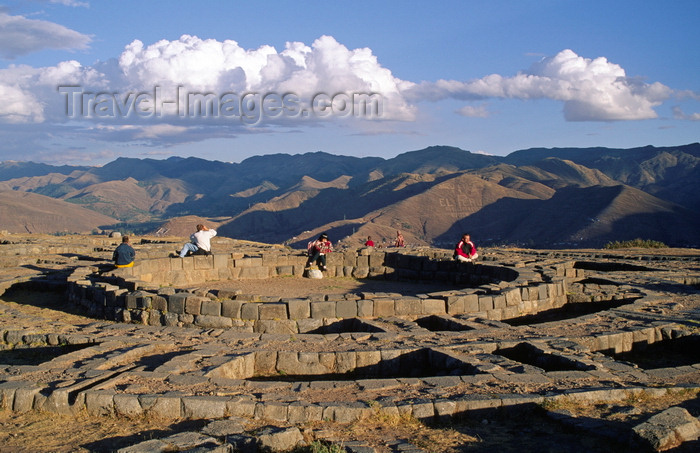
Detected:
left=179, top=224, right=217, bottom=257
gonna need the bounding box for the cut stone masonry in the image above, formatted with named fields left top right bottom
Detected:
left=1, top=236, right=699, bottom=452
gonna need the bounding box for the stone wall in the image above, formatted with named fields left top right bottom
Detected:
left=64, top=248, right=575, bottom=331
left=103, top=248, right=523, bottom=286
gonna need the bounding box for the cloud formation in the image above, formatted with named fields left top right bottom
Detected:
left=0, top=12, right=91, bottom=59
left=0, top=35, right=696, bottom=162
left=407, top=49, right=674, bottom=121
left=117, top=35, right=416, bottom=121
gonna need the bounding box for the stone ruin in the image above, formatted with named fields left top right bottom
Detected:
left=0, top=234, right=699, bottom=452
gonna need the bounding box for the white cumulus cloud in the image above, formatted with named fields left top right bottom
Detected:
left=0, top=12, right=91, bottom=59
left=0, top=61, right=107, bottom=123
left=117, top=34, right=416, bottom=121
left=406, top=49, right=674, bottom=121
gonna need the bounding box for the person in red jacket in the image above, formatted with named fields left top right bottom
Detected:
left=306, top=233, right=333, bottom=271
left=364, top=236, right=375, bottom=247
left=454, top=233, right=478, bottom=262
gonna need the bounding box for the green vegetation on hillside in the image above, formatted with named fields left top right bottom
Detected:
left=604, top=238, right=667, bottom=249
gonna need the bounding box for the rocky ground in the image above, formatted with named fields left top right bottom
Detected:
left=0, top=234, right=699, bottom=452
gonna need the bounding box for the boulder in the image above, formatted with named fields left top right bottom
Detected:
left=305, top=268, right=323, bottom=279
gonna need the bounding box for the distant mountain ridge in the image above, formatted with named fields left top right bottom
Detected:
left=1, top=143, right=698, bottom=248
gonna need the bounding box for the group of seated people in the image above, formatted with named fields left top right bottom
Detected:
left=113, top=226, right=478, bottom=269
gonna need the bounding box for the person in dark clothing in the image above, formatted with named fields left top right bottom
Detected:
left=113, top=235, right=135, bottom=268
left=306, top=233, right=333, bottom=271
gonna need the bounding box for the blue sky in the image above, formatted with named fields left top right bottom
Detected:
left=0, top=0, right=698, bottom=165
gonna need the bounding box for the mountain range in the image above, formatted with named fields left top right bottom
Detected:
left=1, top=143, right=698, bottom=249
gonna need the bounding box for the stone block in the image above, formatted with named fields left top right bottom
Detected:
left=310, top=301, right=336, bottom=319
left=352, top=267, right=370, bottom=278
left=137, top=395, right=180, bottom=419
left=85, top=390, right=115, bottom=416
left=239, top=266, right=270, bottom=279
left=168, top=293, right=187, bottom=314
left=286, top=299, right=310, bottom=319
left=185, top=296, right=204, bottom=315
left=240, top=303, right=260, bottom=320
left=632, top=406, right=700, bottom=451
left=343, top=251, right=356, bottom=266
left=357, top=299, right=374, bottom=318
left=11, top=386, right=41, bottom=413
left=195, top=315, right=233, bottom=328
left=255, top=404, right=291, bottom=425
left=113, top=394, right=143, bottom=417
left=296, top=318, right=323, bottom=333
left=504, top=288, right=521, bottom=306
left=182, top=396, right=227, bottom=419
left=226, top=397, right=256, bottom=418
left=411, top=399, right=435, bottom=421
left=463, top=294, right=479, bottom=312
left=275, top=265, right=294, bottom=276
left=336, top=351, right=357, bottom=373
left=373, top=298, right=395, bottom=317
left=200, top=300, right=221, bottom=316
left=493, top=295, right=506, bottom=309
left=235, top=257, right=263, bottom=267
left=445, top=295, right=464, bottom=314
left=162, top=312, right=179, bottom=326
left=478, top=296, right=494, bottom=312
left=181, top=256, right=195, bottom=270
left=336, top=300, right=358, bottom=318
left=221, top=300, right=242, bottom=318
left=356, top=350, right=381, bottom=368
left=255, top=350, right=278, bottom=375
left=151, top=295, right=167, bottom=311
left=213, top=254, right=229, bottom=269
left=395, top=297, right=422, bottom=316
left=259, top=303, right=288, bottom=320
left=422, top=299, right=446, bottom=314
left=369, top=253, right=385, bottom=267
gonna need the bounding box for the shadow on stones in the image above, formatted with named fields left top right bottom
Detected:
left=437, top=405, right=627, bottom=452
left=249, top=348, right=482, bottom=382
left=135, top=350, right=197, bottom=371
left=306, top=318, right=385, bottom=334
left=610, top=335, right=700, bottom=369
left=0, top=343, right=93, bottom=366
left=80, top=419, right=209, bottom=452
left=503, top=297, right=639, bottom=326
left=495, top=343, right=595, bottom=372
left=415, top=315, right=476, bottom=332
left=0, top=282, right=98, bottom=321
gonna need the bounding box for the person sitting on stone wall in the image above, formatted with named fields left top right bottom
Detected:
left=394, top=230, right=405, bottom=247
left=306, top=233, right=333, bottom=271
left=454, top=233, right=478, bottom=262
left=179, top=224, right=217, bottom=257
left=113, top=235, right=135, bottom=268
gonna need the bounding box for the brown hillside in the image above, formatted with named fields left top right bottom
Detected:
left=337, top=173, right=540, bottom=245
left=61, top=177, right=183, bottom=221
left=567, top=185, right=694, bottom=243
left=153, top=215, right=228, bottom=238
left=516, top=158, right=616, bottom=189
left=0, top=190, right=117, bottom=234
left=2, top=172, right=75, bottom=192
